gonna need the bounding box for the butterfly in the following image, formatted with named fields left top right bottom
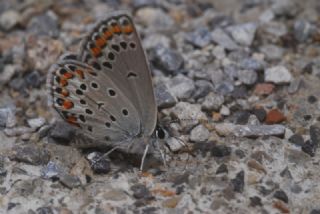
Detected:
left=47, top=11, right=166, bottom=170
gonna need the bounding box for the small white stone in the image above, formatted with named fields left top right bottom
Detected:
left=265, top=66, right=292, bottom=84
left=27, top=117, right=46, bottom=129
left=190, top=124, right=210, bottom=143
left=220, top=105, right=230, bottom=116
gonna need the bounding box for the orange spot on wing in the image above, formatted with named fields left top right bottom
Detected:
left=103, top=30, right=113, bottom=40
left=91, top=46, right=101, bottom=57
left=66, top=116, right=79, bottom=127
left=96, top=37, right=106, bottom=47
left=112, top=25, right=121, bottom=33
left=75, top=69, right=84, bottom=79
left=123, top=25, right=133, bottom=34
left=63, top=100, right=74, bottom=109
left=63, top=72, right=73, bottom=79
left=60, top=79, right=68, bottom=87
left=61, top=89, right=69, bottom=97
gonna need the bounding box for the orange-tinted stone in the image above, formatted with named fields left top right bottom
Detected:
left=254, top=83, right=275, bottom=95
left=265, top=109, right=286, bottom=124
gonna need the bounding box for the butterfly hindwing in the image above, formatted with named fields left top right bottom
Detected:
left=47, top=58, right=141, bottom=144
left=78, top=11, right=157, bottom=137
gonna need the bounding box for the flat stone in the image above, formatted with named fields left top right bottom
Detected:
left=0, top=65, right=16, bottom=87
left=265, top=66, right=292, bottom=84
left=237, top=69, right=257, bottom=85
left=27, top=117, right=46, bottom=129
left=226, top=22, right=257, bottom=46
left=185, top=27, right=212, bottom=48
left=154, top=81, right=177, bottom=109
left=211, top=145, right=232, bottom=157
left=131, top=184, right=153, bottom=199
left=59, top=174, right=81, bottom=189
left=27, top=11, right=59, bottom=37
left=170, top=102, right=207, bottom=130
left=136, top=8, right=174, bottom=30
left=288, top=134, right=304, bottom=146
left=167, top=75, right=195, bottom=100
left=143, top=33, right=171, bottom=49
left=260, top=45, right=284, bottom=61
left=288, top=78, right=301, bottom=94
left=49, top=121, right=76, bottom=144
left=0, top=106, right=16, bottom=128
left=41, top=161, right=64, bottom=179
left=201, top=92, right=224, bottom=111
left=265, top=109, right=286, bottom=124
left=190, top=124, right=210, bottom=143
left=273, top=189, right=289, bottom=203
left=0, top=10, right=20, bottom=31
left=211, top=28, right=240, bottom=51
left=10, top=145, right=50, bottom=165
left=254, top=83, right=275, bottom=95
left=151, top=46, right=184, bottom=75
left=215, top=123, right=285, bottom=137
left=193, top=80, right=214, bottom=100
left=294, top=20, right=314, bottom=42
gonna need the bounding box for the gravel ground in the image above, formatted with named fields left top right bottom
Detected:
left=0, top=0, right=320, bottom=213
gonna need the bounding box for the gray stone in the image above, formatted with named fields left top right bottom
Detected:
left=27, top=11, right=59, bottom=37
left=288, top=78, right=301, bottom=94
left=239, top=58, right=264, bottom=71
left=86, top=152, right=111, bottom=174
left=212, top=46, right=226, bottom=60
left=59, top=174, right=81, bottom=189
left=170, top=102, right=207, bottom=130
left=166, top=137, right=185, bottom=152
left=41, top=161, right=64, bottom=179
left=0, top=65, right=16, bottom=87
left=262, top=21, right=288, bottom=38
left=294, top=20, right=315, bottom=42
left=226, top=23, right=257, bottom=46
left=265, top=66, right=292, bottom=84
left=185, top=27, right=212, bottom=48
left=220, top=105, right=230, bottom=116
left=0, top=10, right=20, bottom=31
left=259, top=9, right=275, bottom=23
left=151, top=46, right=184, bottom=75
left=202, top=92, right=224, bottom=111
left=167, top=75, right=195, bottom=100
left=155, top=81, right=177, bottom=109
left=49, top=121, right=76, bottom=144
left=271, top=0, right=299, bottom=17
left=237, top=69, right=257, bottom=85
left=190, top=124, right=210, bottom=143
left=193, top=80, right=214, bottom=100
left=209, top=69, right=225, bottom=86
left=215, top=82, right=234, bottom=95
left=215, top=123, right=285, bottom=137
left=143, top=33, right=170, bottom=49
left=27, top=117, right=46, bottom=129
left=136, top=8, right=174, bottom=30
left=211, top=28, right=239, bottom=51
left=130, top=184, right=152, bottom=199
left=260, top=44, right=284, bottom=61
left=10, top=145, right=50, bottom=165
left=0, top=106, right=16, bottom=128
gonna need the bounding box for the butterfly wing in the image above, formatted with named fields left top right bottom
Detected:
left=78, top=11, right=157, bottom=137
left=47, top=56, right=142, bottom=148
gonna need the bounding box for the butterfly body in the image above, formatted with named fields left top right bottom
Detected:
left=47, top=11, right=157, bottom=155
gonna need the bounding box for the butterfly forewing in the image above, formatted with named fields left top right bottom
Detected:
left=78, top=11, right=157, bottom=137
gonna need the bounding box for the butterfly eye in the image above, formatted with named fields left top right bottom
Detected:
left=156, top=127, right=166, bottom=139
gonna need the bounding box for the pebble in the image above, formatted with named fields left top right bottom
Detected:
left=250, top=196, right=262, bottom=207
left=86, top=152, right=111, bottom=174
left=226, top=23, right=257, bottom=46
left=215, top=123, right=285, bottom=137
left=27, top=11, right=59, bottom=37
left=201, top=92, right=224, bottom=111
left=212, top=46, right=226, bottom=60
left=310, top=210, right=320, bottom=214
left=162, top=197, right=181, bottom=208
left=211, top=145, right=232, bottom=157
left=309, top=123, right=320, bottom=146
left=273, top=189, right=289, bottom=203
left=185, top=27, right=212, bottom=48
left=252, top=107, right=267, bottom=122
left=265, top=109, right=286, bottom=124
left=254, top=83, right=275, bottom=95
left=154, top=81, right=177, bottom=109
left=215, top=82, right=234, bottom=95
left=131, top=184, right=153, bottom=200
left=301, top=140, right=317, bottom=157
left=143, top=33, right=171, bottom=49
left=0, top=106, right=16, bottom=128
left=27, top=117, right=46, bottom=129
left=288, top=78, right=301, bottom=94
left=247, top=115, right=260, bottom=126
left=259, top=9, right=275, bottom=23
left=288, top=134, right=304, bottom=146
left=59, top=174, right=81, bottom=189
left=265, top=66, right=292, bottom=84
left=189, top=124, right=210, bottom=143
left=193, top=80, right=214, bottom=100
left=262, top=21, right=288, bottom=38
left=151, top=46, right=184, bottom=75
left=0, top=65, right=16, bottom=87
left=237, top=69, right=257, bottom=85
left=294, top=20, right=314, bottom=42
left=259, top=45, right=284, bottom=61
left=49, top=121, right=76, bottom=144
left=216, top=163, right=228, bottom=174
left=10, top=145, right=50, bottom=165
left=25, top=70, right=42, bottom=88
left=136, top=8, right=174, bottom=30
left=41, top=161, right=63, bottom=179
left=170, top=102, right=207, bottom=130
left=220, top=105, right=230, bottom=116
left=0, top=10, right=20, bottom=31
left=166, top=137, right=185, bottom=152
left=239, top=58, right=264, bottom=71
left=211, top=28, right=240, bottom=51
left=167, top=75, right=195, bottom=100
left=271, top=0, right=299, bottom=18
left=4, top=126, right=35, bottom=137
left=234, top=111, right=251, bottom=125
left=231, top=171, right=245, bottom=193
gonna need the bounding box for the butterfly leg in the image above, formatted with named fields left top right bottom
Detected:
left=140, top=143, right=149, bottom=171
